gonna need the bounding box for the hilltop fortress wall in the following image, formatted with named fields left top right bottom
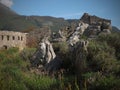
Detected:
left=0, top=31, right=27, bottom=50
left=80, top=13, right=111, bottom=25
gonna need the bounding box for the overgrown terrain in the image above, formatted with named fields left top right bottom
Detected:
left=0, top=32, right=120, bottom=90
left=0, top=2, right=120, bottom=90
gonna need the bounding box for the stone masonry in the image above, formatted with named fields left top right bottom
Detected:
left=80, top=13, right=111, bottom=38
left=80, top=13, right=111, bottom=25
left=0, top=31, right=27, bottom=50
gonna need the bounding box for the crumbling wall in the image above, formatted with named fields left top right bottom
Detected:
left=80, top=13, right=111, bottom=25
left=80, top=13, right=112, bottom=38
left=0, top=31, right=27, bottom=50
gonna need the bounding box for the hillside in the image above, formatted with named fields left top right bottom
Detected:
left=0, top=3, right=38, bottom=31
left=0, top=3, right=70, bottom=32
left=27, top=16, right=69, bottom=32
left=112, top=26, right=120, bottom=33
left=0, top=3, right=17, bottom=16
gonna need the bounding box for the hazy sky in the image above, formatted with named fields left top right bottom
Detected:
left=2, top=0, right=120, bottom=28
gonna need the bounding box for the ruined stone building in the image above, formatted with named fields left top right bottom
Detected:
left=80, top=13, right=111, bottom=25
left=80, top=13, right=112, bottom=37
left=0, top=31, right=27, bottom=50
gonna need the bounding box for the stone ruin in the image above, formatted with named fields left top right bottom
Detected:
left=81, top=13, right=111, bottom=38
left=0, top=31, right=27, bottom=50
left=31, top=27, right=90, bottom=74
left=80, top=13, right=111, bottom=25
left=42, top=13, right=112, bottom=75
left=52, top=13, right=112, bottom=46
left=0, top=13, right=111, bottom=75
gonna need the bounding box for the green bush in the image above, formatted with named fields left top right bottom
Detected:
left=98, top=33, right=120, bottom=60
left=53, top=42, right=73, bottom=70
left=53, top=41, right=69, bottom=54
left=20, top=48, right=36, bottom=61
left=0, top=47, right=60, bottom=90
left=0, top=34, right=120, bottom=90
left=0, top=48, right=28, bottom=90
left=82, top=72, right=120, bottom=90
left=92, top=75, right=120, bottom=90
left=87, top=41, right=117, bottom=72
left=85, top=39, right=120, bottom=89
left=24, top=74, right=57, bottom=90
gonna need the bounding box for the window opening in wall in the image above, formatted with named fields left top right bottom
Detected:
left=2, top=35, right=4, bottom=40
left=13, top=36, right=15, bottom=40
left=21, top=36, right=23, bottom=41
left=18, top=36, right=20, bottom=40
left=7, top=35, right=10, bottom=41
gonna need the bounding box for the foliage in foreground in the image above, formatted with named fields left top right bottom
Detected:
left=0, top=48, right=58, bottom=90
left=0, top=33, right=120, bottom=90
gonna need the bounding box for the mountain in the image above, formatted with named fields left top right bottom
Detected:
left=27, top=16, right=70, bottom=32
left=112, top=26, right=120, bottom=33
left=0, top=3, right=39, bottom=31
left=0, top=3, right=71, bottom=32
left=0, top=3, right=18, bottom=16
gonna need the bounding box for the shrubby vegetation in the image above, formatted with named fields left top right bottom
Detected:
left=52, top=33, right=120, bottom=89
left=53, top=42, right=74, bottom=71
left=53, top=41, right=69, bottom=54
left=97, top=33, right=120, bottom=60
left=0, top=48, right=58, bottom=90
left=83, top=33, right=120, bottom=89
left=0, top=32, right=120, bottom=90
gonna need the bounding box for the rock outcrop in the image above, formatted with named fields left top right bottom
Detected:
left=52, top=30, right=66, bottom=42
left=31, top=38, right=56, bottom=66
left=81, top=13, right=112, bottom=38
left=80, top=13, right=111, bottom=26
left=67, top=21, right=89, bottom=46
left=31, top=13, right=112, bottom=75
left=52, top=13, right=111, bottom=46
left=31, top=38, right=62, bottom=73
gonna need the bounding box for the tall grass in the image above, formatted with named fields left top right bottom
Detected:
left=0, top=48, right=59, bottom=90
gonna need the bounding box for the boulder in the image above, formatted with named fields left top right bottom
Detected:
left=52, top=30, right=66, bottom=42
left=31, top=38, right=62, bottom=73
left=67, top=21, right=89, bottom=46
left=31, top=38, right=56, bottom=66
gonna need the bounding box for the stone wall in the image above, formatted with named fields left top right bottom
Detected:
left=80, top=13, right=112, bottom=38
left=80, top=13, right=111, bottom=25
left=0, top=31, right=27, bottom=50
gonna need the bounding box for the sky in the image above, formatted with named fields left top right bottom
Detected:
left=0, top=0, right=120, bottom=28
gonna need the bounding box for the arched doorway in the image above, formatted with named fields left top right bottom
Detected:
left=3, top=45, right=8, bottom=50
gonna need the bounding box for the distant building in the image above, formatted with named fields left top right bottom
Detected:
left=0, top=31, right=27, bottom=50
